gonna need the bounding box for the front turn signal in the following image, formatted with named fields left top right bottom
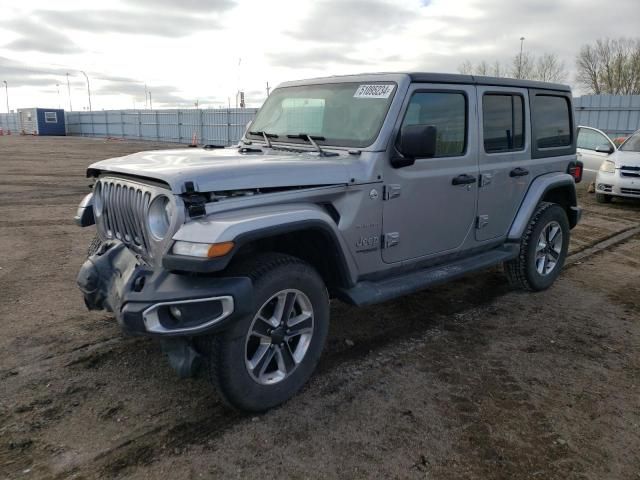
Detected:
left=172, top=241, right=234, bottom=258
left=207, top=241, right=234, bottom=258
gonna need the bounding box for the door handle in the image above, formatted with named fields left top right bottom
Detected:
left=510, top=167, right=529, bottom=177
left=452, top=174, right=477, bottom=185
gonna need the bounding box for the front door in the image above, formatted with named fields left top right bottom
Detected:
left=475, top=86, right=532, bottom=242
left=381, top=84, right=478, bottom=264
left=577, top=126, right=616, bottom=182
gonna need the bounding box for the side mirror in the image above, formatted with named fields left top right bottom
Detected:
left=595, top=144, right=614, bottom=154
left=392, top=125, right=437, bottom=168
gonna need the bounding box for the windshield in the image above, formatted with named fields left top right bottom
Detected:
left=620, top=131, right=640, bottom=152
left=247, top=82, right=397, bottom=148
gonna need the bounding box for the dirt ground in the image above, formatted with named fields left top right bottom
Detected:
left=1, top=135, right=639, bottom=480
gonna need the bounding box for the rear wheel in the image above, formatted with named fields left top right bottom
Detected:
left=203, top=253, right=329, bottom=412
left=595, top=193, right=612, bottom=203
left=504, top=202, right=570, bottom=291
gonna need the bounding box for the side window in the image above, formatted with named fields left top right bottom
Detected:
left=482, top=94, right=525, bottom=153
left=577, top=128, right=610, bottom=151
left=400, top=92, right=467, bottom=157
left=44, top=111, right=58, bottom=123
left=533, top=95, right=571, bottom=149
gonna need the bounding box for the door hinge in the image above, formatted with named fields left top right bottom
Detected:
left=476, top=215, right=489, bottom=229
left=383, top=184, right=401, bottom=200
left=480, top=173, right=493, bottom=187
left=383, top=232, right=400, bottom=248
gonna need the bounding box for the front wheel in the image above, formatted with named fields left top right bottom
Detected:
left=595, top=193, right=612, bottom=203
left=203, top=253, right=329, bottom=412
left=504, top=202, right=570, bottom=291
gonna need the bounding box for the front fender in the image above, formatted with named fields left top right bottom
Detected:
left=508, top=172, right=579, bottom=242
left=163, top=203, right=358, bottom=284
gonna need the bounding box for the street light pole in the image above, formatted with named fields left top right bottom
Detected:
left=80, top=70, right=92, bottom=111
left=66, top=73, right=73, bottom=111
left=2, top=81, right=8, bottom=113
left=518, top=37, right=526, bottom=79
left=56, top=83, right=61, bottom=109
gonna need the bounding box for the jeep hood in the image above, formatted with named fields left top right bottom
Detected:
left=88, top=147, right=352, bottom=193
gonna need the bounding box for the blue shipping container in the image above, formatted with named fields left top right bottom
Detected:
left=18, top=108, right=66, bottom=135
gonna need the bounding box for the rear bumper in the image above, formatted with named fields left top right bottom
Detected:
left=77, top=241, right=252, bottom=336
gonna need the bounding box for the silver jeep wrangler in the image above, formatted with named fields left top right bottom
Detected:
left=75, top=73, right=583, bottom=411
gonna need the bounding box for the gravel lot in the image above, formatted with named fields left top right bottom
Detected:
left=1, top=136, right=639, bottom=479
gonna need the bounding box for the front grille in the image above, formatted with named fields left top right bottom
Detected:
left=95, top=178, right=154, bottom=257
left=620, top=169, right=640, bottom=178
left=620, top=188, right=640, bottom=195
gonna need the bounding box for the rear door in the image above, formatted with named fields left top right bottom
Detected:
left=577, top=126, right=616, bottom=182
left=475, top=86, right=531, bottom=242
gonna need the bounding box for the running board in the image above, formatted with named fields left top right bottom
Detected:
left=336, top=245, right=519, bottom=306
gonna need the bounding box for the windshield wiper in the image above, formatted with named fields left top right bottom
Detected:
left=248, top=130, right=278, bottom=148
left=286, top=133, right=336, bottom=156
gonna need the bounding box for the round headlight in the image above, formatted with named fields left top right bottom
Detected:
left=93, top=182, right=103, bottom=216
left=147, top=195, right=174, bottom=240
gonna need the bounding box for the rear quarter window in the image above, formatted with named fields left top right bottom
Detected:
left=530, top=91, right=575, bottom=159
left=533, top=95, right=571, bottom=148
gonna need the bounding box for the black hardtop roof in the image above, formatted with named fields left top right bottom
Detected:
left=279, top=72, right=570, bottom=92
left=408, top=72, right=570, bottom=92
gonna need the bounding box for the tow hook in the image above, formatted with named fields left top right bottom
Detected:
left=160, top=338, right=202, bottom=378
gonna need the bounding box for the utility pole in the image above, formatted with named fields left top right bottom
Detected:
left=518, top=37, right=526, bottom=79
left=266, top=81, right=270, bottom=97
left=56, top=83, right=61, bottom=109
left=80, top=70, right=92, bottom=111
left=66, top=73, right=73, bottom=111
left=144, top=84, right=148, bottom=109
left=148, top=91, right=153, bottom=110
left=2, top=81, right=8, bottom=113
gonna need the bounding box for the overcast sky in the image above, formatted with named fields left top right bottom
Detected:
left=0, top=0, right=637, bottom=111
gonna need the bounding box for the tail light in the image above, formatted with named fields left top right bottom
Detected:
left=568, top=161, right=583, bottom=183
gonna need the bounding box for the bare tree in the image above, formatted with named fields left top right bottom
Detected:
left=510, top=52, right=536, bottom=80
left=535, top=53, right=567, bottom=83
left=576, top=37, right=640, bottom=94
left=459, top=53, right=566, bottom=82
left=458, top=60, right=473, bottom=75
left=457, top=59, right=505, bottom=77
left=492, top=60, right=505, bottom=78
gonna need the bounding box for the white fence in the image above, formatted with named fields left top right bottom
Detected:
left=0, top=113, right=20, bottom=133
left=65, top=108, right=259, bottom=146
left=574, top=95, right=640, bottom=138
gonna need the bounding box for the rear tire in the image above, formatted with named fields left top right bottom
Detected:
left=202, top=253, right=330, bottom=412
left=595, top=193, right=612, bottom=203
left=504, top=202, right=570, bottom=292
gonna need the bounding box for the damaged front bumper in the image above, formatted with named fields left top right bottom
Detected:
left=76, top=241, right=252, bottom=337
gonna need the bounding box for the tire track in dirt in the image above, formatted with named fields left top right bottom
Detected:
left=17, top=233, right=640, bottom=479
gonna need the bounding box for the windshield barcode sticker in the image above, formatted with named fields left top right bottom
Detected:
left=354, top=84, right=395, bottom=99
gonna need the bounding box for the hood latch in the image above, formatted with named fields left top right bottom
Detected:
left=183, top=181, right=207, bottom=218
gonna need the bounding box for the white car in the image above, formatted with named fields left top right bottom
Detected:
left=577, top=125, right=617, bottom=182
left=595, top=128, right=640, bottom=203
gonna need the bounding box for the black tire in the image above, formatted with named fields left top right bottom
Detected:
left=504, top=202, right=570, bottom=292
left=203, top=253, right=330, bottom=412
left=87, top=235, right=102, bottom=257
left=595, top=193, right=612, bottom=204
